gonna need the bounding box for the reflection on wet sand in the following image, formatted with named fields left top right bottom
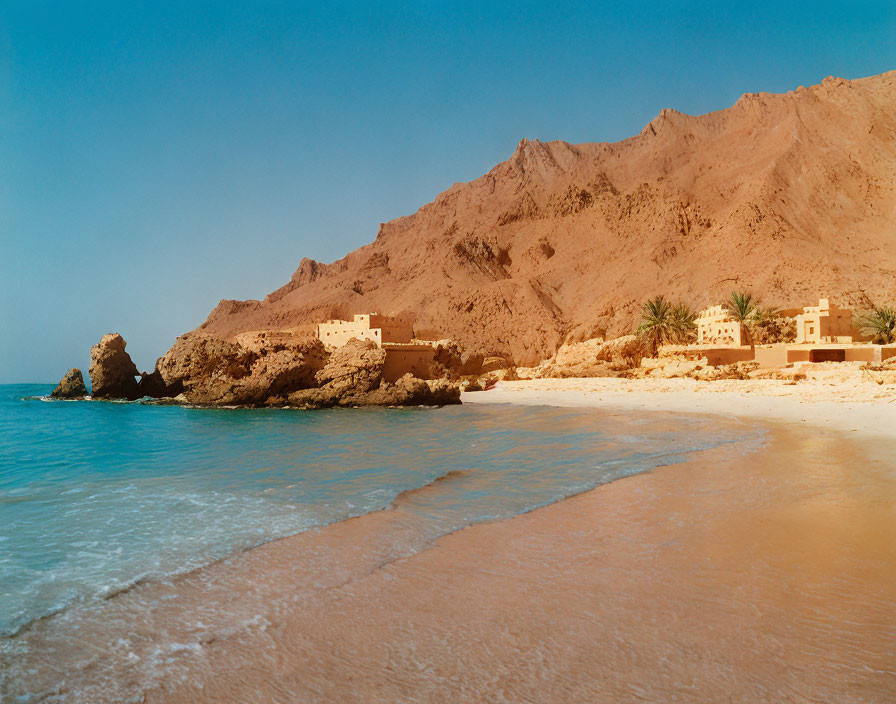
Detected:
left=154, top=424, right=895, bottom=702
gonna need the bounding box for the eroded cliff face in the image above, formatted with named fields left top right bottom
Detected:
left=192, top=72, right=896, bottom=366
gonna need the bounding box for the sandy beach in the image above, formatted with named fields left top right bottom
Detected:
left=117, top=380, right=893, bottom=702
left=466, top=377, right=896, bottom=439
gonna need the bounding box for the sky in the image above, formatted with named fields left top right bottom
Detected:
left=2, top=1, right=895, bottom=383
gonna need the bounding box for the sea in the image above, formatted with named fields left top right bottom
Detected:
left=0, top=383, right=759, bottom=701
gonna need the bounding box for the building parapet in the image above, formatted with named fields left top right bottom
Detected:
left=696, top=305, right=744, bottom=346
left=317, top=313, right=414, bottom=347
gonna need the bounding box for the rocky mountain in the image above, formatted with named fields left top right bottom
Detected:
left=192, top=71, right=896, bottom=366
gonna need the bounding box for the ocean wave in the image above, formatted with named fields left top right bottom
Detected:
left=391, top=468, right=476, bottom=506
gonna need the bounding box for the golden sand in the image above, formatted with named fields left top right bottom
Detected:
left=134, top=408, right=896, bottom=702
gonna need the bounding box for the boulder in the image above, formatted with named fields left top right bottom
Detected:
left=691, top=362, right=756, bottom=381
left=50, top=368, right=87, bottom=398
left=287, top=373, right=461, bottom=409
left=314, top=338, right=386, bottom=394
left=89, top=334, right=140, bottom=399
left=431, top=339, right=465, bottom=378
left=423, top=378, right=462, bottom=405
left=640, top=357, right=701, bottom=379
left=481, top=356, right=511, bottom=373
left=151, top=332, right=329, bottom=405
left=519, top=335, right=646, bottom=378
left=355, top=374, right=460, bottom=406
left=285, top=386, right=341, bottom=410
left=460, top=352, right=485, bottom=376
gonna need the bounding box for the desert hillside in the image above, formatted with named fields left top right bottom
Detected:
left=194, top=71, right=896, bottom=366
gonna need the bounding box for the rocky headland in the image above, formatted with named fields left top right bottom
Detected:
left=65, top=333, right=460, bottom=408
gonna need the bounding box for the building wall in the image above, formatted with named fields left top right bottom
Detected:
left=756, top=343, right=896, bottom=368
left=382, top=346, right=435, bottom=382
left=696, top=305, right=744, bottom=346
left=794, top=299, right=854, bottom=344
left=701, top=347, right=755, bottom=366
left=317, top=313, right=414, bottom=347
left=317, top=320, right=382, bottom=347
left=754, top=345, right=788, bottom=369
left=317, top=313, right=435, bottom=380
left=368, top=314, right=413, bottom=343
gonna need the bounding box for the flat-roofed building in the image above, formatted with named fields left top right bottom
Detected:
left=317, top=313, right=414, bottom=348
left=794, top=298, right=854, bottom=344
left=696, top=305, right=744, bottom=346
left=316, top=313, right=436, bottom=381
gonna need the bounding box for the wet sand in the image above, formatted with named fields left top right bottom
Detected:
left=126, top=407, right=896, bottom=702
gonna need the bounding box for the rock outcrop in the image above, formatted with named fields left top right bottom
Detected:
left=75, top=332, right=460, bottom=408
left=136, top=369, right=171, bottom=398
left=50, top=368, right=87, bottom=398
left=313, top=339, right=386, bottom=394
left=283, top=339, right=460, bottom=408
left=89, top=334, right=140, bottom=399
left=520, top=335, right=647, bottom=378
left=287, top=373, right=460, bottom=409
left=151, top=332, right=329, bottom=405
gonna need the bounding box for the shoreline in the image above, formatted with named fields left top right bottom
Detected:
left=139, top=407, right=895, bottom=703
left=5, top=384, right=895, bottom=701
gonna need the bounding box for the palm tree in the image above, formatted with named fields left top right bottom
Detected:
left=637, top=296, right=696, bottom=353
left=726, top=291, right=757, bottom=349
left=637, top=295, right=675, bottom=354
left=860, top=306, right=896, bottom=344
left=670, top=302, right=697, bottom=343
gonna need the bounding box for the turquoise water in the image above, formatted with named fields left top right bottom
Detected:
left=1, top=384, right=757, bottom=679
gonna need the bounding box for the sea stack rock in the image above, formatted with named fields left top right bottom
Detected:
left=50, top=368, right=88, bottom=398
left=89, top=333, right=140, bottom=400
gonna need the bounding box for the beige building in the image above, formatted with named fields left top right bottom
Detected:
left=696, top=305, right=745, bottom=346
left=794, top=298, right=854, bottom=344
left=754, top=343, right=896, bottom=367
left=317, top=313, right=414, bottom=347
left=317, top=313, right=436, bottom=382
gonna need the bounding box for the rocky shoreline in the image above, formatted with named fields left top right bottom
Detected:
left=52, top=333, right=461, bottom=409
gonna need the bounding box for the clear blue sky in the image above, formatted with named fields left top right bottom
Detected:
left=2, top=1, right=894, bottom=383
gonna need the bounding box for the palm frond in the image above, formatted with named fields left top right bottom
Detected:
left=860, top=306, right=896, bottom=344
left=637, top=296, right=697, bottom=349
left=726, top=291, right=757, bottom=323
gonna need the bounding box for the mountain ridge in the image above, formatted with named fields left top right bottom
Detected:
left=193, top=70, right=896, bottom=366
